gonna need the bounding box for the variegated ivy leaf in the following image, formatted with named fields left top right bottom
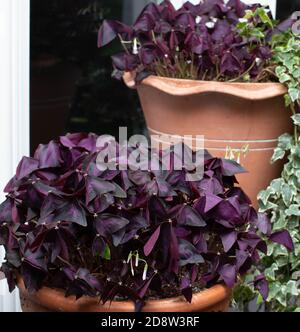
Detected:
left=278, top=133, right=293, bottom=151
left=286, top=205, right=300, bottom=217
left=292, top=114, right=300, bottom=126
left=271, top=147, right=286, bottom=162
left=289, top=87, right=300, bottom=102
left=265, top=263, right=279, bottom=281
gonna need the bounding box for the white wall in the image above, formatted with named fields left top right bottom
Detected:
left=0, top=0, right=30, bottom=312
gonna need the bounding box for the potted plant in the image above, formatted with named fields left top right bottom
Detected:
left=97, top=0, right=297, bottom=206
left=0, top=133, right=293, bottom=312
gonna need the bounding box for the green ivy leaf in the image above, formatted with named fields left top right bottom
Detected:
left=286, top=204, right=300, bottom=216
left=288, top=87, right=300, bottom=102
left=265, top=263, right=279, bottom=281
left=268, top=282, right=281, bottom=300
left=286, top=280, right=299, bottom=296
left=244, top=10, right=254, bottom=20
left=256, top=7, right=273, bottom=28
left=284, top=94, right=292, bottom=106
left=272, top=147, right=286, bottom=162
left=282, top=183, right=294, bottom=206
left=278, top=73, right=291, bottom=83
left=292, top=68, right=300, bottom=78
left=292, top=114, right=300, bottom=126
left=278, top=133, right=293, bottom=151
left=275, top=66, right=287, bottom=76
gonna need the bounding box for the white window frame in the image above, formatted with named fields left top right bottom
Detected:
left=0, top=0, right=30, bottom=312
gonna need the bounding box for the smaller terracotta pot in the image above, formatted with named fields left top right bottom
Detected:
left=17, top=277, right=231, bottom=312
left=123, top=72, right=293, bottom=207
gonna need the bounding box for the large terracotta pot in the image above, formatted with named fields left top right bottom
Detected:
left=124, top=73, right=293, bottom=207
left=17, top=277, right=231, bottom=312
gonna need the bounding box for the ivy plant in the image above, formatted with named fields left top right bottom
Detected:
left=234, top=27, right=300, bottom=312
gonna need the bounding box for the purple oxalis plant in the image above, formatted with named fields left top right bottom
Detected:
left=98, top=0, right=294, bottom=82
left=0, top=133, right=294, bottom=308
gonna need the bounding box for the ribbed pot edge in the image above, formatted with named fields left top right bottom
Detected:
left=17, top=276, right=231, bottom=312
left=123, top=72, right=287, bottom=100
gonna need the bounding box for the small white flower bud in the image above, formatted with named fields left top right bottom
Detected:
left=206, top=21, right=215, bottom=29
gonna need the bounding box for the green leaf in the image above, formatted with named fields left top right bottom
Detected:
left=274, top=212, right=287, bottom=230
left=278, top=73, right=291, bottom=83
left=258, top=188, right=272, bottom=206
left=236, top=22, right=247, bottom=30
left=292, top=114, right=300, bottom=126
left=268, top=282, right=281, bottom=300
left=272, top=147, right=286, bottom=162
left=276, top=291, right=287, bottom=307
left=284, top=94, right=292, bottom=106
left=265, top=263, right=279, bottom=281
left=288, top=87, right=300, bottom=102
left=295, top=170, right=300, bottom=184
left=282, top=183, right=294, bottom=206
left=103, top=244, right=111, bottom=260
left=256, top=293, right=263, bottom=305
left=278, top=133, right=293, bottom=151
left=251, top=28, right=265, bottom=39
left=286, top=204, right=300, bottom=216
left=286, top=280, right=299, bottom=296
left=244, top=10, right=254, bottom=20
left=275, top=66, right=287, bottom=76
left=292, top=68, right=300, bottom=78
left=256, top=7, right=273, bottom=28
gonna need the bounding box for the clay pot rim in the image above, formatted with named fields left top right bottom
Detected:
left=17, top=276, right=231, bottom=312
left=123, top=72, right=287, bottom=100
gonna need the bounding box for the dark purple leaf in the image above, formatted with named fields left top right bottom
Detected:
left=181, top=279, right=193, bottom=303
left=34, top=141, right=62, bottom=168
left=95, top=214, right=129, bottom=241
left=178, top=205, right=206, bottom=227
left=144, top=225, right=161, bottom=256
left=98, top=20, right=132, bottom=47
left=112, top=53, right=139, bottom=71
left=256, top=212, right=271, bottom=235
left=0, top=199, right=13, bottom=223
left=92, top=236, right=106, bottom=257
left=254, top=274, right=269, bottom=300
left=86, top=177, right=116, bottom=204
left=179, top=239, right=204, bottom=266
left=203, top=193, right=222, bottom=213
left=15, top=157, right=39, bottom=180
left=269, top=230, right=294, bottom=251
left=218, top=264, right=236, bottom=288
left=221, top=231, right=237, bottom=252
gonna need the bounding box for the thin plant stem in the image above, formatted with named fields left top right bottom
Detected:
left=118, top=34, right=130, bottom=55
left=228, top=60, right=256, bottom=83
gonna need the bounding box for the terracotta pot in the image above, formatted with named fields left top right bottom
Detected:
left=17, top=277, right=231, bottom=312
left=31, top=54, right=81, bottom=153
left=124, top=73, right=293, bottom=207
